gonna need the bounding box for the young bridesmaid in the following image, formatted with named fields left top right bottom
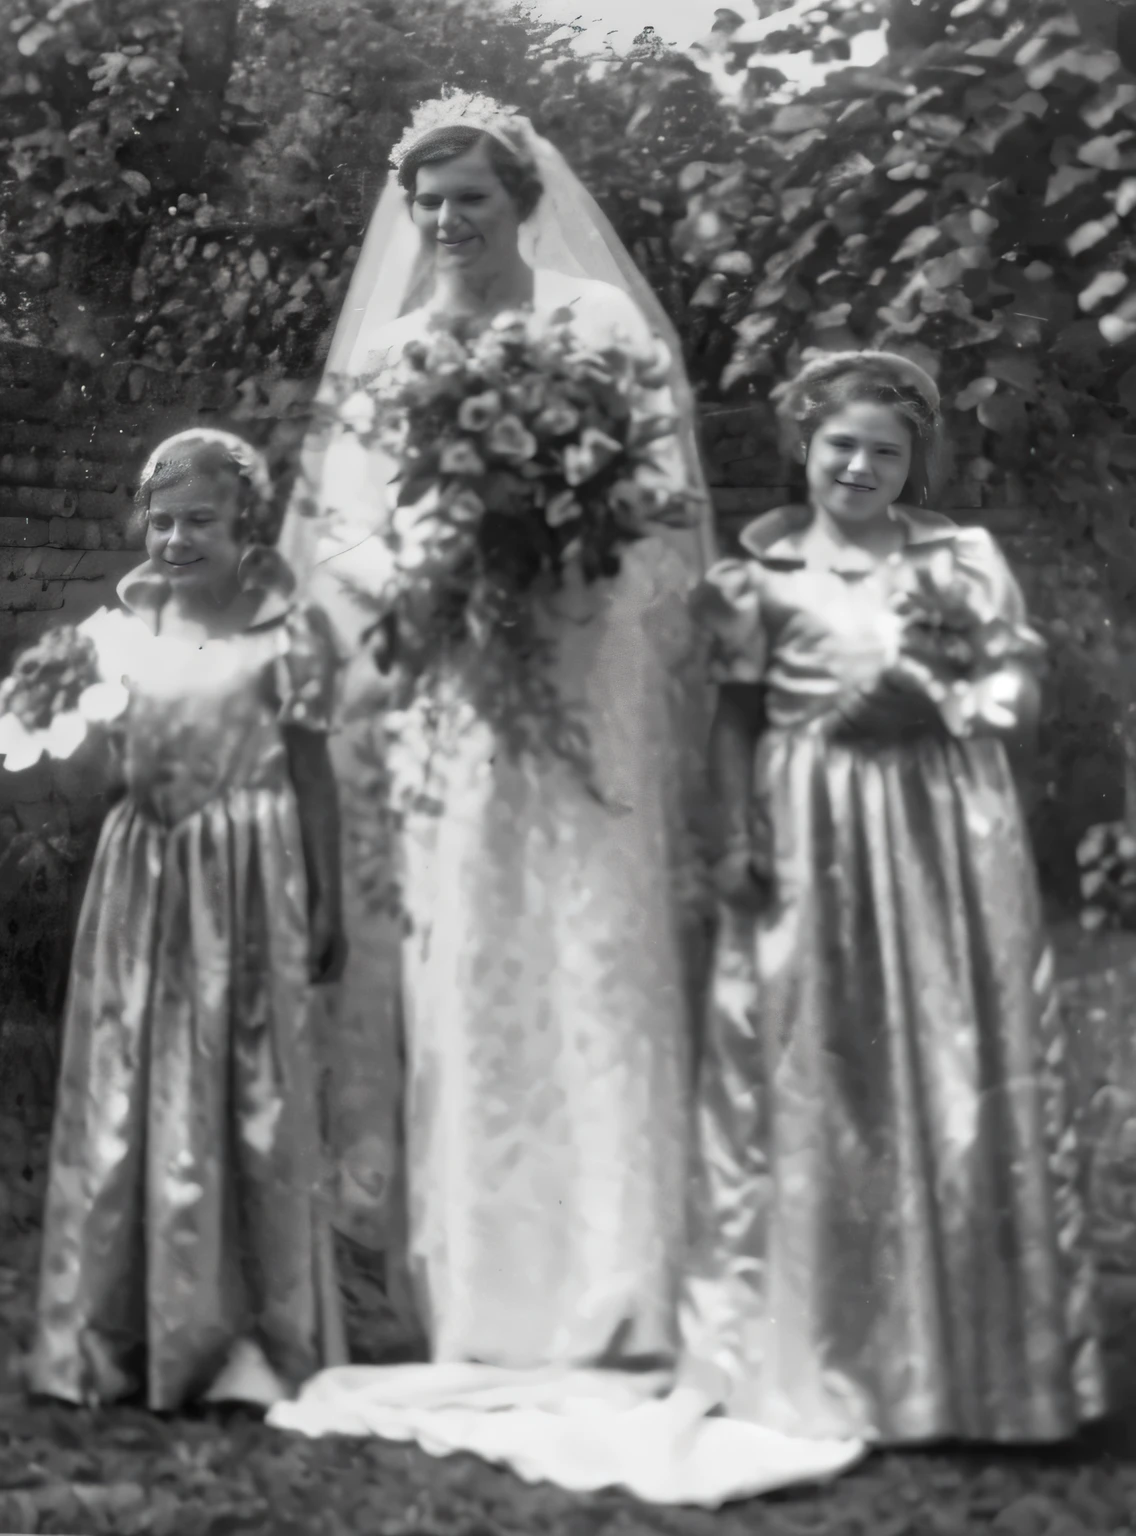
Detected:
left=681, top=352, right=1104, bottom=1446
left=29, top=429, right=346, bottom=1411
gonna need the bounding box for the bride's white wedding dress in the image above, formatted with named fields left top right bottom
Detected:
left=268, top=268, right=864, bottom=1503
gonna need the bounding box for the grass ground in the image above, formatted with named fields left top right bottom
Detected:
left=4, top=1128, right=1136, bottom=1535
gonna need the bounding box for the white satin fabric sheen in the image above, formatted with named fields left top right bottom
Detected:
left=270, top=1364, right=863, bottom=1506
left=269, top=126, right=864, bottom=1501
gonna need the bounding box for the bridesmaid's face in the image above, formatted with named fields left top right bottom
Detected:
left=146, top=465, right=243, bottom=604
left=411, top=142, right=523, bottom=277
left=805, top=401, right=913, bottom=526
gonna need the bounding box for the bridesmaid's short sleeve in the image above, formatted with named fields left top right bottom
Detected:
left=276, top=602, right=341, bottom=732
left=951, top=527, right=1045, bottom=668
left=695, top=558, right=766, bottom=685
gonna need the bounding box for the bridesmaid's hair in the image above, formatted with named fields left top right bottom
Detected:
left=134, top=429, right=279, bottom=545
left=397, top=126, right=544, bottom=220
left=773, top=351, right=944, bottom=507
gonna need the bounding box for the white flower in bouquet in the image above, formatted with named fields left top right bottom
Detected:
left=466, top=334, right=513, bottom=381
left=546, top=490, right=582, bottom=528
left=439, top=441, right=487, bottom=477
left=339, top=389, right=378, bottom=438
left=534, top=400, right=580, bottom=438
left=78, top=681, right=132, bottom=724
left=505, top=376, right=547, bottom=416
left=564, top=428, right=622, bottom=487
left=485, top=415, right=538, bottom=464
left=563, top=348, right=617, bottom=386
left=635, top=336, right=672, bottom=391
left=423, top=331, right=468, bottom=376
left=0, top=708, right=86, bottom=773
left=457, top=392, right=503, bottom=433
left=486, top=311, right=532, bottom=346
left=0, top=607, right=135, bottom=773
left=442, top=486, right=487, bottom=526
left=937, top=670, right=1023, bottom=739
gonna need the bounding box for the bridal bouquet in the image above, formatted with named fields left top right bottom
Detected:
left=0, top=612, right=134, bottom=773
left=330, top=305, right=694, bottom=783
left=885, top=547, right=1044, bottom=737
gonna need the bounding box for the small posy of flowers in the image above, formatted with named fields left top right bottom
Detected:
left=0, top=611, right=135, bottom=773
left=883, top=547, right=1044, bottom=737
left=1077, top=821, right=1136, bottom=933
left=322, top=305, right=693, bottom=784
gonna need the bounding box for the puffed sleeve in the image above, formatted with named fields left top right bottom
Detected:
left=950, top=526, right=1045, bottom=671
left=275, top=602, right=341, bottom=732
left=693, top=557, right=766, bottom=685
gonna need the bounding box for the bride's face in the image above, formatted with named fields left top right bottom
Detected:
left=411, top=142, right=523, bottom=277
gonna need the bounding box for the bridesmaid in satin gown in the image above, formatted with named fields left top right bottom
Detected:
left=681, top=351, right=1106, bottom=1445
left=30, top=431, right=345, bottom=1410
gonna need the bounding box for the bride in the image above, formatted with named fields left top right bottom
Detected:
left=270, top=93, right=862, bottom=1506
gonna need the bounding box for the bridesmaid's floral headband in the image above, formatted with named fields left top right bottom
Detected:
left=775, top=350, right=941, bottom=416
left=136, top=429, right=277, bottom=545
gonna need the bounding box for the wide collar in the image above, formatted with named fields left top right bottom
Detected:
left=738, top=503, right=962, bottom=576
left=116, top=546, right=296, bottom=636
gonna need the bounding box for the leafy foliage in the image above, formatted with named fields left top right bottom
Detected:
left=669, top=0, right=1136, bottom=846
left=0, top=0, right=733, bottom=414
left=3, top=0, right=1136, bottom=855
left=1077, top=819, right=1136, bottom=931
left=674, top=0, right=1136, bottom=531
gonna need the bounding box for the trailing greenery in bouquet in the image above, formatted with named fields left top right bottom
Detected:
left=885, top=545, right=1045, bottom=739
left=1077, top=822, right=1136, bottom=934
left=323, top=305, right=694, bottom=788
left=0, top=613, right=134, bottom=774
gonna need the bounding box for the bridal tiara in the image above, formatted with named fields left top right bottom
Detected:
left=388, top=90, right=519, bottom=172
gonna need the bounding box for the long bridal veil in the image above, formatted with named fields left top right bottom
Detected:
left=279, top=110, right=720, bottom=1265
left=270, top=108, right=864, bottom=1506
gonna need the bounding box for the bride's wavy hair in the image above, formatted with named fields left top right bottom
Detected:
left=396, top=125, right=545, bottom=221
left=133, top=430, right=280, bottom=546
left=772, top=351, right=946, bottom=508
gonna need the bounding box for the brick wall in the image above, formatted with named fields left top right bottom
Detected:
left=0, top=418, right=146, bottom=667
left=0, top=391, right=1125, bottom=917
left=703, top=402, right=790, bottom=545
left=0, top=402, right=162, bottom=977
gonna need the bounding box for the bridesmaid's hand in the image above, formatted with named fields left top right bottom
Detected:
left=832, top=664, right=944, bottom=741
left=712, top=833, right=772, bottom=911
left=309, top=901, right=348, bottom=985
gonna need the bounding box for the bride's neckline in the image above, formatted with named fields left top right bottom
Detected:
left=423, top=267, right=586, bottom=322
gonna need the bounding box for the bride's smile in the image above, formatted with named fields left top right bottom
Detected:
left=411, top=140, right=524, bottom=277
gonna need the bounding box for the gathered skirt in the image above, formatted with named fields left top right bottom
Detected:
left=31, top=789, right=340, bottom=1411
left=683, top=725, right=1106, bottom=1443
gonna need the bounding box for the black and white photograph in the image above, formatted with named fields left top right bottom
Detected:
left=2, top=0, right=1136, bottom=1530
